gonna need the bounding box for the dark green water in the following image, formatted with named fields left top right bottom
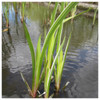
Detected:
left=2, top=3, right=98, bottom=98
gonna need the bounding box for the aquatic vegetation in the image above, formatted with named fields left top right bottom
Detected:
left=20, top=2, right=92, bottom=98
left=2, top=2, right=98, bottom=98
left=13, top=2, right=17, bottom=13
left=65, top=2, right=68, bottom=6
left=48, top=2, right=51, bottom=8
left=71, top=5, right=77, bottom=23
left=43, top=2, right=78, bottom=97
left=21, top=2, right=25, bottom=23
left=44, top=2, right=90, bottom=94
left=92, top=8, right=98, bottom=27
left=21, top=2, right=78, bottom=98
left=44, top=2, right=59, bottom=97
left=54, top=2, right=71, bottom=92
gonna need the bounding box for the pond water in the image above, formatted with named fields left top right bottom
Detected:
left=2, top=3, right=98, bottom=98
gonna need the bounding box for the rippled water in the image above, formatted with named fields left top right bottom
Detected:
left=2, top=3, right=98, bottom=98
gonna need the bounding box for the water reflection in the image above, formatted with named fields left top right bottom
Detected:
left=2, top=3, right=98, bottom=98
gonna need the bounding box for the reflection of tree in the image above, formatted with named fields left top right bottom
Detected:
left=2, top=34, right=11, bottom=61
left=24, top=3, right=51, bottom=24
left=7, top=31, right=15, bottom=51
left=62, top=16, right=98, bottom=49
left=15, top=12, right=19, bottom=35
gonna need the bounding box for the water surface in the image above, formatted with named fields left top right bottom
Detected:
left=2, top=3, right=98, bottom=98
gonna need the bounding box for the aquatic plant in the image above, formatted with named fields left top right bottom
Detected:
left=54, top=2, right=71, bottom=92
left=71, top=4, right=77, bottom=23
left=44, top=2, right=59, bottom=98
left=21, top=2, right=92, bottom=98
left=65, top=2, right=68, bottom=6
left=13, top=2, right=17, bottom=13
left=44, top=2, right=78, bottom=98
left=21, top=2, right=78, bottom=98
left=54, top=5, right=92, bottom=93
left=92, top=8, right=98, bottom=27
left=44, top=2, right=91, bottom=96
left=48, top=2, right=51, bottom=8
left=21, top=2, right=25, bottom=23
left=44, top=2, right=65, bottom=96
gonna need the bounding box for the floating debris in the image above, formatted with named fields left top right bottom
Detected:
left=3, top=28, right=8, bottom=32
left=62, top=81, right=70, bottom=91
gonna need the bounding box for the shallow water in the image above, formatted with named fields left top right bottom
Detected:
left=2, top=3, right=98, bottom=98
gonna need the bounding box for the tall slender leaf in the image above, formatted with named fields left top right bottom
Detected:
left=23, top=22, right=36, bottom=91
left=50, top=2, right=59, bottom=26
left=61, top=32, right=72, bottom=77
left=93, top=8, right=98, bottom=26
left=55, top=2, right=65, bottom=91
left=38, top=3, right=78, bottom=86
left=44, top=37, right=65, bottom=98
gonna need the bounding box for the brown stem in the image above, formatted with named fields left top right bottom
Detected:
left=55, top=82, right=60, bottom=92
left=21, top=18, right=23, bottom=23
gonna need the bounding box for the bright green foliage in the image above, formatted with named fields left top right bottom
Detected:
left=23, top=22, right=36, bottom=93
left=44, top=37, right=65, bottom=98
left=21, top=2, right=25, bottom=22
left=21, top=2, right=91, bottom=98
left=71, top=4, right=77, bottom=23
left=54, top=2, right=87, bottom=92
left=71, top=5, right=77, bottom=17
left=44, top=2, right=59, bottom=97
left=93, top=8, right=98, bottom=26
left=21, top=2, right=78, bottom=98
left=65, top=2, right=68, bottom=6
left=55, top=2, right=65, bottom=92
left=50, top=2, right=59, bottom=26
left=44, top=2, right=78, bottom=97
left=22, top=3, right=25, bottom=19
left=2, top=1, right=92, bottom=98
left=39, top=3, right=78, bottom=86
left=38, top=26, right=47, bottom=87
left=63, top=7, right=91, bottom=24
left=35, top=35, right=42, bottom=92
left=56, top=32, right=72, bottom=92
left=36, top=35, right=41, bottom=70
left=23, top=21, right=44, bottom=97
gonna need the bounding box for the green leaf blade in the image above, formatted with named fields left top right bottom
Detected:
left=44, top=37, right=65, bottom=98
left=39, top=3, right=78, bottom=79
left=23, top=22, right=36, bottom=91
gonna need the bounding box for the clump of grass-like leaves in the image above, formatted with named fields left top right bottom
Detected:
left=21, top=2, right=78, bottom=98
left=54, top=2, right=71, bottom=92
left=20, top=2, right=91, bottom=98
